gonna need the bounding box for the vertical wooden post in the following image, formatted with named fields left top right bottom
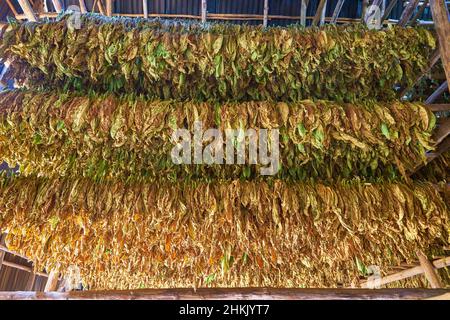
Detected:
left=44, top=270, right=60, bottom=292
left=263, top=0, right=269, bottom=27
left=79, top=0, right=88, bottom=13
left=51, top=0, right=63, bottom=13
left=17, top=0, right=38, bottom=21
left=0, top=234, right=4, bottom=274
left=143, top=0, right=148, bottom=19
left=398, top=0, right=420, bottom=26
left=106, top=0, right=113, bottom=17
left=312, top=0, right=326, bottom=26
left=201, top=0, right=207, bottom=23
left=410, top=0, right=429, bottom=26
left=417, top=251, right=443, bottom=288
left=301, top=0, right=309, bottom=26
left=25, top=273, right=36, bottom=291
left=331, top=0, right=345, bottom=24
left=430, top=0, right=450, bottom=92
left=361, top=0, right=369, bottom=21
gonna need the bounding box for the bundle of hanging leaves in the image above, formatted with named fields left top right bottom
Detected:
left=413, top=151, right=450, bottom=183
left=0, top=14, right=436, bottom=102
left=0, top=175, right=448, bottom=289
left=0, top=90, right=435, bottom=181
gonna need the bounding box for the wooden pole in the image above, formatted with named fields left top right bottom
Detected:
left=51, top=0, right=63, bottom=13
left=106, top=0, right=113, bottom=17
left=428, top=104, right=450, bottom=112
left=361, top=0, right=369, bottom=21
left=0, top=288, right=448, bottom=300
left=331, top=0, right=345, bottom=24
left=320, top=0, right=327, bottom=25
left=5, top=0, right=19, bottom=17
left=143, top=0, right=148, bottom=19
left=425, top=81, right=448, bottom=104
left=312, top=0, right=326, bottom=26
left=398, top=0, right=420, bottom=26
left=97, top=0, right=106, bottom=15
left=410, top=0, right=429, bottom=26
left=361, top=256, right=450, bottom=288
left=430, top=0, right=450, bottom=93
left=44, top=270, right=60, bottom=292
left=301, top=0, right=309, bottom=26
left=432, top=117, right=450, bottom=146
left=79, top=0, right=88, bottom=14
left=201, top=0, right=207, bottom=23
left=382, top=0, right=398, bottom=21
left=417, top=251, right=443, bottom=288
left=263, top=0, right=269, bottom=27
left=17, top=0, right=38, bottom=21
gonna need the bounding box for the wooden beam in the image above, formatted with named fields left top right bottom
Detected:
left=427, top=103, right=450, bottom=112
left=201, top=0, right=207, bottom=23
left=398, top=0, right=421, bottom=26
left=382, top=0, right=398, bottom=22
left=312, top=0, right=326, bottom=26
left=51, top=0, right=63, bottom=13
left=6, top=0, right=19, bottom=17
left=320, top=0, right=327, bottom=25
left=410, top=0, right=429, bottom=26
left=44, top=270, right=60, bottom=292
left=0, top=288, right=449, bottom=300
left=263, top=0, right=269, bottom=27
left=79, top=0, right=87, bottom=14
left=331, top=0, right=345, bottom=24
left=17, top=0, right=38, bottom=21
left=96, top=0, right=105, bottom=15
left=361, top=0, right=369, bottom=22
left=106, top=0, right=113, bottom=17
left=143, top=0, right=148, bottom=19
left=430, top=0, right=450, bottom=92
left=361, top=256, right=450, bottom=288
left=0, top=250, right=4, bottom=273
left=433, top=117, right=450, bottom=146
left=426, top=136, right=450, bottom=163
left=425, top=81, right=448, bottom=104
left=301, top=0, right=309, bottom=26
left=417, top=251, right=443, bottom=288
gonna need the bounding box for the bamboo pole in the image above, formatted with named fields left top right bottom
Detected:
left=430, top=0, right=450, bottom=93
left=17, top=0, right=38, bottom=21
left=410, top=0, right=429, bottom=26
left=79, top=0, right=88, bottom=14
left=398, top=0, right=420, bottom=26
left=361, top=256, right=450, bottom=288
left=97, top=0, right=105, bottom=15
left=0, top=288, right=449, bottom=300
left=143, top=0, right=148, bottom=19
left=331, top=0, right=345, bottom=24
left=51, top=0, right=63, bottom=13
left=417, top=251, right=443, bottom=288
left=301, top=0, right=309, bottom=26
left=312, top=0, right=326, bottom=26
left=320, top=0, right=327, bottom=25
left=201, top=0, right=207, bottom=23
left=106, top=0, right=113, bottom=17
left=263, top=0, right=269, bottom=27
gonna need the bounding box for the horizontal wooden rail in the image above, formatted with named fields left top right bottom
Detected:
left=427, top=103, right=450, bottom=112
left=0, top=288, right=448, bottom=300
left=1, top=260, right=48, bottom=277
left=361, top=257, right=450, bottom=288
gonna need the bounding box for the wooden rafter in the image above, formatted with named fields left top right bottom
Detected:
left=398, top=0, right=421, bottom=26
left=106, top=0, right=113, bottom=17
left=417, top=251, right=443, bottom=288
left=410, top=0, right=429, bottom=26
left=263, top=0, right=269, bottom=27
left=0, top=288, right=449, bottom=300
left=51, top=0, right=63, bottom=13
left=430, top=0, right=450, bottom=93
left=312, top=0, right=326, bottom=26
left=433, top=117, right=450, bottom=146
left=361, top=256, right=450, bottom=288
left=382, top=0, right=398, bottom=21
left=425, top=81, right=448, bottom=104
left=428, top=103, right=450, bottom=112
left=79, top=0, right=88, bottom=14
left=17, top=0, right=38, bottom=21
left=201, top=0, right=207, bottom=23
left=331, top=0, right=345, bottom=24
left=5, top=0, right=19, bottom=17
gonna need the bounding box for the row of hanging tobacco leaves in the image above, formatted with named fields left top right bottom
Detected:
left=0, top=15, right=448, bottom=289
left=0, top=90, right=436, bottom=181
left=0, top=14, right=436, bottom=102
